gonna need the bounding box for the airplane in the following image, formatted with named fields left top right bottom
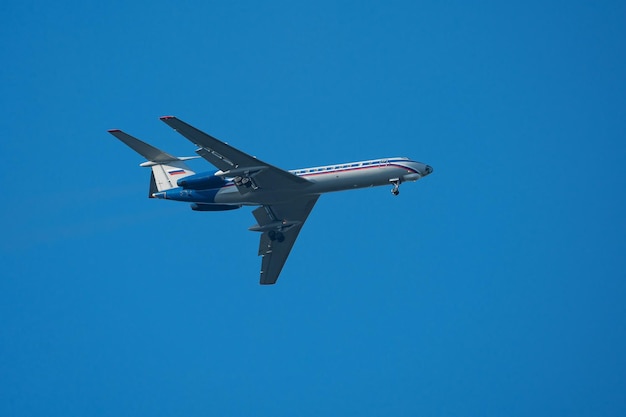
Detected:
left=108, top=116, right=433, bottom=285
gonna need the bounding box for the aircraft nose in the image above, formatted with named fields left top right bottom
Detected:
left=423, top=165, right=433, bottom=176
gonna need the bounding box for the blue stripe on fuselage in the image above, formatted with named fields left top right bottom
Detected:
left=291, top=158, right=419, bottom=178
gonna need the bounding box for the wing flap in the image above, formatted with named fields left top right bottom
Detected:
left=194, top=147, right=236, bottom=171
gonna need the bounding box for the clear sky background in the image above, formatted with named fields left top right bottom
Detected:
left=1, top=1, right=625, bottom=416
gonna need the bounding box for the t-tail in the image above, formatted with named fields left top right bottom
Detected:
left=108, top=129, right=198, bottom=197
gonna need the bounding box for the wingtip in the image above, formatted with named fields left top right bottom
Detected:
left=159, top=115, right=175, bottom=120
left=107, top=129, right=121, bottom=133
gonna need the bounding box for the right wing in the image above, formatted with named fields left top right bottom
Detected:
left=250, top=195, right=319, bottom=285
left=160, top=116, right=310, bottom=192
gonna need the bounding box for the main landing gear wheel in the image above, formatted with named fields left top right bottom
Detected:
left=268, top=230, right=285, bottom=242
left=233, top=176, right=255, bottom=188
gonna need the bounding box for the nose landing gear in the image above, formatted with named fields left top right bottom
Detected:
left=390, top=179, right=401, bottom=196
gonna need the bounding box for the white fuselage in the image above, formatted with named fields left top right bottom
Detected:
left=213, top=157, right=432, bottom=205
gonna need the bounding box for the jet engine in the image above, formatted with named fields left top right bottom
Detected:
left=177, top=171, right=226, bottom=190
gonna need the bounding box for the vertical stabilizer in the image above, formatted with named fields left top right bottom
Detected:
left=148, top=160, right=195, bottom=192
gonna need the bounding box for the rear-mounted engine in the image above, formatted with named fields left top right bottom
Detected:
left=177, top=171, right=226, bottom=190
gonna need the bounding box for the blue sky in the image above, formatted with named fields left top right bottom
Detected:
left=2, top=1, right=625, bottom=416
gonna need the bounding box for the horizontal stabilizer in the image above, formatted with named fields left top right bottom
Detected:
left=108, top=129, right=196, bottom=193
left=108, top=129, right=179, bottom=163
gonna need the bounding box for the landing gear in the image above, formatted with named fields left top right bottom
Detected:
left=268, top=230, right=285, bottom=242
left=390, top=179, right=401, bottom=196
left=233, top=175, right=258, bottom=189
left=241, top=177, right=252, bottom=187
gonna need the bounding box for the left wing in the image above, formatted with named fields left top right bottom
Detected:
left=249, top=195, right=319, bottom=285
left=160, top=116, right=310, bottom=192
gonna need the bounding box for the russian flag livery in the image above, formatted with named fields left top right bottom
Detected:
left=108, top=116, right=433, bottom=285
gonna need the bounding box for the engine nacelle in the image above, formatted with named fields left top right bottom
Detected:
left=190, top=203, right=241, bottom=212
left=177, top=171, right=226, bottom=190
